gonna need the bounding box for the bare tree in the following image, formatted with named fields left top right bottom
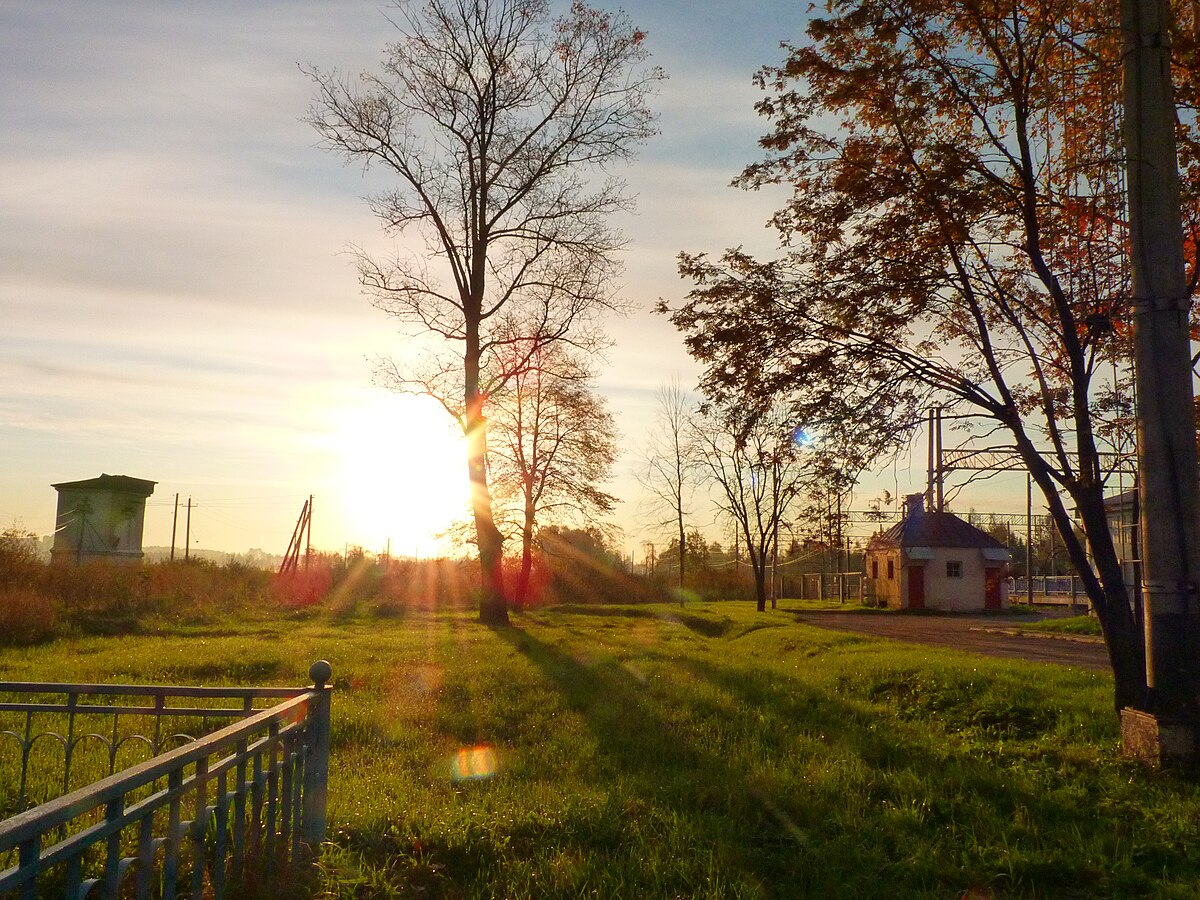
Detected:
left=693, top=407, right=806, bottom=611
left=638, top=378, right=699, bottom=591
left=488, top=342, right=618, bottom=606
left=307, top=0, right=661, bottom=624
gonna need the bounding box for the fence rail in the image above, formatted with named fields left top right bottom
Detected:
left=0, top=660, right=332, bottom=899
left=1009, top=576, right=1090, bottom=608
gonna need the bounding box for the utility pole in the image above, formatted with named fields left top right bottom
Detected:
left=1121, top=0, right=1200, bottom=762
left=170, top=493, right=179, bottom=562
left=935, top=408, right=944, bottom=512
left=925, top=407, right=945, bottom=512
left=837, top=493, right=845, bottom=604
left=184, top=498, right=192, bottom=561
left=1026, top=475, right=1034, bottom=607
left=927, top=409, right=936, bottom=510
left=74, top=499, right=91, bottom=565
left=305, top=494, right=313, bottom=569
left=772, top=515, right=780, bottom=607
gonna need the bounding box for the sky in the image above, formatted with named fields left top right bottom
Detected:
left=0, top=1, right=1028, bottom=559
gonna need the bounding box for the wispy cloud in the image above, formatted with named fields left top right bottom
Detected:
left=0, top=0, right=833, bottom=550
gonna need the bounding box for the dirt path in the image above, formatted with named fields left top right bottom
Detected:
left=791, top=609, right=1112, bottom=673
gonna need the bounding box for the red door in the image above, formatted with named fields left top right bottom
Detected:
left=908, top=565, right=925, bottom=610
left=984, top=568, right=1002, bottom=610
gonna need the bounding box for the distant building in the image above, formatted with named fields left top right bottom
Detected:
left=1102, top=487, right=1139, bottom=608
left=51, top=474, right=156, bottom=565
left=866, top=493, right=1010, bottom=611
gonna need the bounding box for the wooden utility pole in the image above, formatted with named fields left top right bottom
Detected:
left=305, top=494, right=313, bottom=570
left=170, top=493, right=179, bottom=562
left=280, top=497, right=313, bottom=576
left=1121, top=0, right=1200, bottom=761
left=184, top=498, right=192, bottom=561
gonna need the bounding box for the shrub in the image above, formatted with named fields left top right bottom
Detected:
left=273, top=559, right=335, bottom=608
left=0, top=585, right=60, bottom=645
left=0, top=527, right=43, bottom=588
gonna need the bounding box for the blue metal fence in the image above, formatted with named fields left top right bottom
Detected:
left=0, top=660, right=332, bottom=899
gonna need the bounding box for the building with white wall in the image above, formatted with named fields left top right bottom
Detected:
left=866, top=494, right=1010, bottom=611
left=51, top=474, right=156, bottom=565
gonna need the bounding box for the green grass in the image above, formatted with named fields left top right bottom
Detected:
left=777, top=596, right=869, bottom=610
left=2, top=601, right=1198, bottom=898
left=1018, top=615, right=1104, bottom=637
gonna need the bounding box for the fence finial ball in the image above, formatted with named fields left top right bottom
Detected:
left=310, top=660, right=333, bottom=687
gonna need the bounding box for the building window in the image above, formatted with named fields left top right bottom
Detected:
left=887, top=559, right=895, bottom=580
left=872, top=560, right=879, bottom=579
left=947, top=560, right=963, bottom=578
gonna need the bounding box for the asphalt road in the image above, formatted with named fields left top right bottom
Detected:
left=792, top=609, right=1112, bottom=673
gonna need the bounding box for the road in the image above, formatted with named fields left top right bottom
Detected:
left=791, top=609, right=1112, bottom=673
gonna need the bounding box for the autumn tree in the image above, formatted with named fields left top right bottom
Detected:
left=488, top=342, right=618, bottom=606
left=663, top=0, right=1200, bottom=709
left=637, top=378, right=700, bottom=592
left=694, top=407, right=807, bottom=612
left=308, top=0, right=661, bottom=624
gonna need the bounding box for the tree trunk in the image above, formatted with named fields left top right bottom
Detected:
left=514, top=497, right=535, bottom=609
left=677, top=510, right=686, bottom=593
left=467, top=394, right=508, bottom=626
left=1014, top=428, right=1148, bottom=710
left=1071, top=486, right=1148, bottom=710
left=750, top=548, right=767, bottom=612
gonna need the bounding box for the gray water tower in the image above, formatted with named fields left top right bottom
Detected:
left=51, top=474, right=157, bottom=564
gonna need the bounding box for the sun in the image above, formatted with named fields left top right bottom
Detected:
left=332, top=390, right=470, bottom=557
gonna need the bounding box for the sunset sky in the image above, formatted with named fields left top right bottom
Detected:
left=0, top=1, right=1025, bottom=558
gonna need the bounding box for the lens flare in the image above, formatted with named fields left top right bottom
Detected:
left=449, top=744, right=499, bottom=782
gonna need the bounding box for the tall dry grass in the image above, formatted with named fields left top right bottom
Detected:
left=0, top=524, right=676, bottom=646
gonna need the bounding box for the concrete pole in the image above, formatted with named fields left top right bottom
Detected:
left=926, top=408, right=935, bottom=510
left=1121, top=0, right=1200, bottom=757
left=935, top=407, right=944, bottom=512
left=1027, top=476, right=1034, bottom=607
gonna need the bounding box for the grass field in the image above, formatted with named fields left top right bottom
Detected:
left=1017, top=615, right=1104, bottom=637
left=3, top=601, right=1199, bottom=898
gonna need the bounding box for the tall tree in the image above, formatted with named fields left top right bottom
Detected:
left=638, top=378, right=699, bottom=591
left=693, top=407, right=806, bottom=611
left=663, top=0, right=1200, bottom=709
left=488, top=342, right=618, bottom=606
left=308, top=0, right=661, bottom=624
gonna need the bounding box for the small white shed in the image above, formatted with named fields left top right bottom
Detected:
left=866, top=494, right=1010, bottom=611
left=51, top=474, right=157, bottom=565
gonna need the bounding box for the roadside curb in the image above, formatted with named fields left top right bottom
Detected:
left=970, top=626, right=1105, bottom=645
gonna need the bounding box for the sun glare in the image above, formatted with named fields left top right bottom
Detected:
left=333, top=392, right=469, bottom=557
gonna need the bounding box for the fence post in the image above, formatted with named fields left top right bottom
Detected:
left=301, top=661, right=332, bottom=848
left=18, top=836, right=38, bottom=900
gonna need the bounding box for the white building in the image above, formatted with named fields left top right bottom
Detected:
left=51, top=474, right=156, bottom=565
left=866, top=494, right=1011, bottom=611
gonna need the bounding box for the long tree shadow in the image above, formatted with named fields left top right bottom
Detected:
left=669, top=651, right=1200, bottom=896
left=490, top=626, right=965, bottom=895
left=494, top=622, right=1186, bottom=897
